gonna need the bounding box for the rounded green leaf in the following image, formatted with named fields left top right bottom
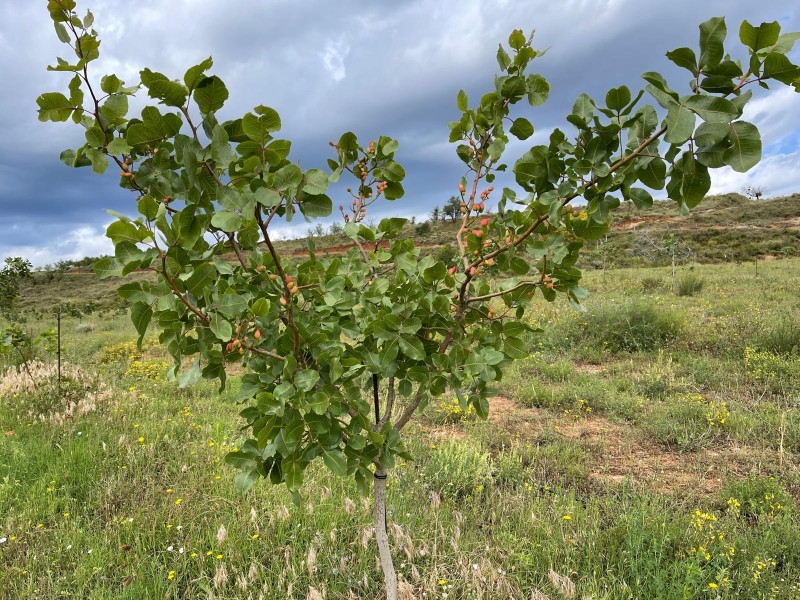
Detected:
left=211, top=210, right=243, bottom=232
left=723, top=121, right=761, bottom=173
left=193, top=75, right=228, bottom=114
left=509, top=117, right=534, bottom=140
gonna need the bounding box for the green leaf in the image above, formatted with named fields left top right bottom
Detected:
left=210, top=313, right=232, bottom=341
left=93, top=257, right=122, bottom=279
left=627, top=187, right=653, bottom=210
left=636, top=158, right=666, bottom=190
left=101, top=94, right=128, bottom=121
left=457, top=89, right=468, bottom=111
left=680, top=156, right=711, bottom=208
left=694, top=122, right=730, bottom=147
left=664, top=103, right=695, bottom=145
left=211, top=125, right=236, bottom=167
left=216, top=293, right=247, bottom=318
left=739, top=20, right=780, bottom=51
left=194, top=75, right=228, bottom=114
left=380, top=162, right=405, bottom=182
left=297, top=194, right=332, bottom=218
left=146, top=78, right=188, bottom=107
left=308, top=393, right=329, bottom=415
left=723, top=121, right=761, bottom=173
left=100, top=74, right=121, bottom=94
left=572, top=218, right=609, bottom=240
left=184, top=57, right=214, bottom=91
left=302, top=169, right=328, bottom=195
left=508, top=29, right=526, bottom=50
left=762, top=52, right=800, bottom=85
left=255, top=187, right=281, bottom=207
left=526, top=74, right=550, bottom=107
left=36, top=92, right=73, bottom=122
left=698, top=16, right=727, bottom=70
left=274, top=164, right=302, bottom=191
left=572, top=93, right=595, bottom=122
left=665, top=47, right=699, bottom=75
left=605, top=85, right=631, bottom=111
left=178, top=359, right=201, bottom=388
left=683, top=95, right=738, bottom=123
left=509, top=256, right=529, bottom=275
left=106, top=220, right=141, bottom=245
left=509, top=117, right=534, bottom=140
left=242, top=107, right=281, bottom=143
left=106, top=137, right=131, bottom=155
left=184, top=263, right=216, bottom=297
left=211, top=210, right=243, bottom=232
left=398, top=335, right=425, bottom=361
left=130, top=302, right=152, bottom=346
left=642, top=72, right=679, bottom=105
left=321, top=447, right=347, bottom=476
left=497, top=44, right=512, bottom=71
left=234, top=469, right=260, bottom=494
left=501, top=76, right=526, bottom=99
left=251, top=298, right=270, bottom=317
left=295, top=370, right=320, bottom=392
left=282, top=456, right=304, bottom=491
left=54, top=21, right=71, bottom=43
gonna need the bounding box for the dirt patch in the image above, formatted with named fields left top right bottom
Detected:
left=434, top=396, right=776, bottom=496
left=574, top=362, right=604, bottom=375
left=613, top=215, right=673, bottom=230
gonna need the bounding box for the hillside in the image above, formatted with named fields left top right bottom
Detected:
left=15, top=192, right=800, bottom=313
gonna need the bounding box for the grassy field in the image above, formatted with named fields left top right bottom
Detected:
left=2, top=258, right=800, bottom=599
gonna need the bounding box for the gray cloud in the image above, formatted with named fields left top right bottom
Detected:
left=2, top=0, right=799, bottom=263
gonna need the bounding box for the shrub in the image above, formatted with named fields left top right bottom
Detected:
left=640, top=276, right=666, bottom=293
left=0, top=360, right=112, bottom=425
left=752, top=318, right=800, bottom=355
left=435, top=244, right=458, bottom=266
left=424, top=439, right=493, bottom=498
left=430, top=396, right=477, bottom=425
left=584, top=301, right=684, bottom=353
left=415, top=222, right=431, bottom=235
left=676, top=272, right=706, bottom=296
left=75, top=322, right=94, bottom=334
left=492, top=445, right=526, bottom=487
left=719, top=476, right=793, bottom=521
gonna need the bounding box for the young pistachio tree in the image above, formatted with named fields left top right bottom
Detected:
left=39, top=1, right=799, bottom=596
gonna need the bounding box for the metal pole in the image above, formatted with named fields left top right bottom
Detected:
left=57, top=308, right=61, bottom=397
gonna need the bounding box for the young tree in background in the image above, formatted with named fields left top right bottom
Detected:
left=442, top=196, right=461, bottom=222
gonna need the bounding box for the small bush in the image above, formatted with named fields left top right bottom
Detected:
left=640, top=276, right=666, bottom=293
left=424, top=439, right=493, bottom=498
left=752, top=318, right=800, bottom=355
left=429, top=396, right=477, bottom=425
left=435, top=244, right=458, bottom=266
left=415, top=222, right=431, bottom=235
left=676, top=272, right=705, bottom=296
left=75, top=322, right=94, bottom=334
left=719, top=476, right=793, bottom=521
left=493, top=446, right=526, bottom=487
left=583, top=301, right=684, bottom=353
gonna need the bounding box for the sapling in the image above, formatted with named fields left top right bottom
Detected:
left=39, top=3, right=800, bottom=596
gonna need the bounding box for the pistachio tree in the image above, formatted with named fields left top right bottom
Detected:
left=39, top=2, right=800, bottom=596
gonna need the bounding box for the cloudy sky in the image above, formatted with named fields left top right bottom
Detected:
left=1, top=0, right=798, bottom=265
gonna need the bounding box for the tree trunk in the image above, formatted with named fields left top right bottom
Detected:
left=374, top=466, right=398, bottom=600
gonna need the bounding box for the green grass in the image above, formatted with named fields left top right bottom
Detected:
left=3, top=260, right=800, bottom=598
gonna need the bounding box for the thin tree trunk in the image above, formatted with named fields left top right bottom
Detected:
left=374, top=466, right=397, bottom=600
